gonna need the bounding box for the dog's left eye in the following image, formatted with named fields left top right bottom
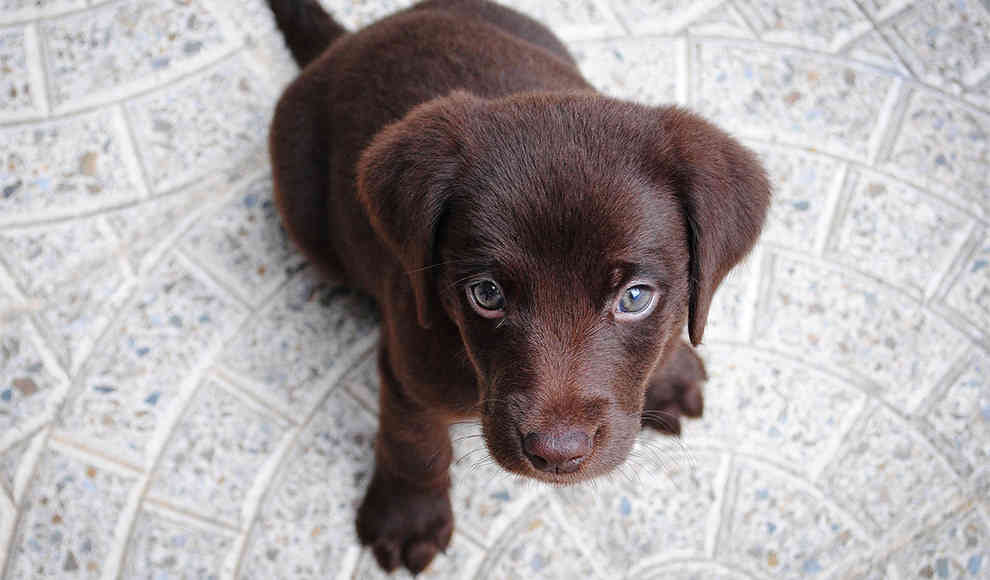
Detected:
left=616, top=284, right=655, bottom=316
left=468, top=279, right=506, bottom=318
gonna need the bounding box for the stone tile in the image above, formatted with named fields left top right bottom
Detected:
left=41, top=0, right=231, bottom=108
left=685, top=2, right=755, bottom=39
left=5, top=447, right=138, bottom=579
left=754, top=255, right=969, bottom=411
left=121, top=506, right=236, bottom=579
left=147, top=378, right=291, bottom=526
left=752, top=144, right=843, bottom=252
left=0, top=0, right=84, bottom=22
left=125, top=54, right=274, bottom=193
left=238, top=388, right=375, bottom=580
left=219, top=272, right=378, bottom=415
left=883, top=0, right=990, bottom=92
left=448, top=422, right=543, bottom=546
left=824, top=556, right=891, bottom=580
left=573, top=37, right=679, bottom=106
left=57, top=254, right=245, bottom=465
left=338, top=351, right=379, bottom=415
left=244, top=29, right=299, bottom=91
left=691, top=346, right=865, bottom=474
left=500, top=0, right=624, bottom=41
left=702, top=253, right=756, bottom=342
left=821, top=404, right=960, bottom=535
left=722, top=460, right=869, bottom=578
left=0, top=436, right=30, bottom=500
left=104, top=183, right=214, bottom=273
left=881, top=90, right=989, bottom=216
left=925, top=350, right=990, bottom=476
left=179, top=175, right=306, bottom=305
left=638, top=561, right=753, bottom=580
left=607, top=0, right=722, bottom=36
left=962, top=73, right=990, bottom=111
left=0, top=218, right=129, bottom=372
left=840, top=30, right=910, bottom=75
left=889, top=508, right=989, bottom=579
left=0, top=25, right=39, bottom=119
left=1, top=312, right=62, bottom=442
left=353, top=533, right=485, bottom=580
left=554, top=449, right=722, bottom=577
left=942, top=231, right=990, bottom=340
left=0, top=497, right=13, bottom=572
left=735, top=0, right=871, bottom=52
left=478, top=502, right=601, bottom=580
left=317, top=0, right=417, bottom=30
left=208, top=0, right=297, bottom=88
left=825, top=169, right=972, bottom=298
left=855, top=0, right=911, bottom=20
left=694, top=40, right=896, bottom=159
left=0, top=108, right=145, bottom=224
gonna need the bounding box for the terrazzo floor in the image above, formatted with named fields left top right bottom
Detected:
left=1, top=0, right=988, bottom=578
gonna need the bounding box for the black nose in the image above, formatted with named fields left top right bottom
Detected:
left=522, top=429, right=592, bottom=474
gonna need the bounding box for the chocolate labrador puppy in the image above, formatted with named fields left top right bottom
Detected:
left=266, top=0, right=770, bottom=573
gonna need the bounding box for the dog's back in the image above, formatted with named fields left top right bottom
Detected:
left=267, top=0, right=592, bottom=293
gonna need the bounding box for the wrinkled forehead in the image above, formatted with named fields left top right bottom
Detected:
left=440, top=170, right=686, bottom=287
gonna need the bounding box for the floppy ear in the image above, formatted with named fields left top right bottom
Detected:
left=356, top=92, right=478, bottom=329
left=649, top=107, right=771, bottom=346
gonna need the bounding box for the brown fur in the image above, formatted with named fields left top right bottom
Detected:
left=266, top=0, right=771, bottom=574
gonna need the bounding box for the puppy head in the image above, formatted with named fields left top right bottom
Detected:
left=358, top=92, right=770, bottom=483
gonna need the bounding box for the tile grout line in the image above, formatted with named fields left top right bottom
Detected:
left=114, top=103, right=154, bottom=201
left=224, top=342, right=379, bottom=580
left=744, top=249, right=774, bottom=346
left=0, top=425, right=54, bottom=580
left=135, top=165, right=273, bottom=276
left=704, top=451, right=733, bottom=559
left=0, top=43, right=245, bottom=128
left=736, top=243, right=766, bottom=344
left=100, top=306, right=252, bottom=580
left=703, top=337, right=924, bottom=427
left=806, top=390, right=871, bottom=483
left=710, top=452, right=738, bottom=563
left=849, top=0, right=920, bottom=79
left=740, top=134, right=989, bottom=228
left=210, top=367, right=301, bottom=427
left=910, top=346, right=977, bottom=425
left=141, top=496, right=241, bottom=535
left=726, top=0, right=762, bottom=39
left=171, top=248, right=255, bottom=313
left=22, top=21, right=50, bottom=119
left=0, top=478, right=15, bottom=577
left=866, top=76, right=905, bottom=167
left=545, top=493, right=610, bottom=580
left=32, top=12, right=55, bottom=119
left=813, top=162, right=851, bottom=258
left=0, top=0, right=100, bottom=28
left=926, top=223, right=985, bottom=305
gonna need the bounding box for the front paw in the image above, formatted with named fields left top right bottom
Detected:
left=642, top=340, right=707, bottom=435
left=356, top=471, right=454, bottom=574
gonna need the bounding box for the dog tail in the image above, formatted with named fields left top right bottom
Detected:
left=267, top=0, right=348, bottom=67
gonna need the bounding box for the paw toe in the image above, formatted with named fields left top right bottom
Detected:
left=372, top=539, right=402, bottom=572
left=403, top=539, right=439, bottom=574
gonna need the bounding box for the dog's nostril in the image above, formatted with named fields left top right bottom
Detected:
left=522, top=430, right=592, bottom=474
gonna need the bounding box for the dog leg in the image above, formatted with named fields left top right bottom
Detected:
left=641, top=340, right=706, bottom=435
left=356, top=349, right=454, bottom=574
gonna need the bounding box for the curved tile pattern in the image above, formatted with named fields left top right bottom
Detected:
left=1, top=0, right=988, bottom=578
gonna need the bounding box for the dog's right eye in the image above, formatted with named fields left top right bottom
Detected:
left=467, top=279, right=506, bottom=318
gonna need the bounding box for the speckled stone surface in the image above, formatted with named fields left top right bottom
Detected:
left=1, top=0, right=988, bottom=578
